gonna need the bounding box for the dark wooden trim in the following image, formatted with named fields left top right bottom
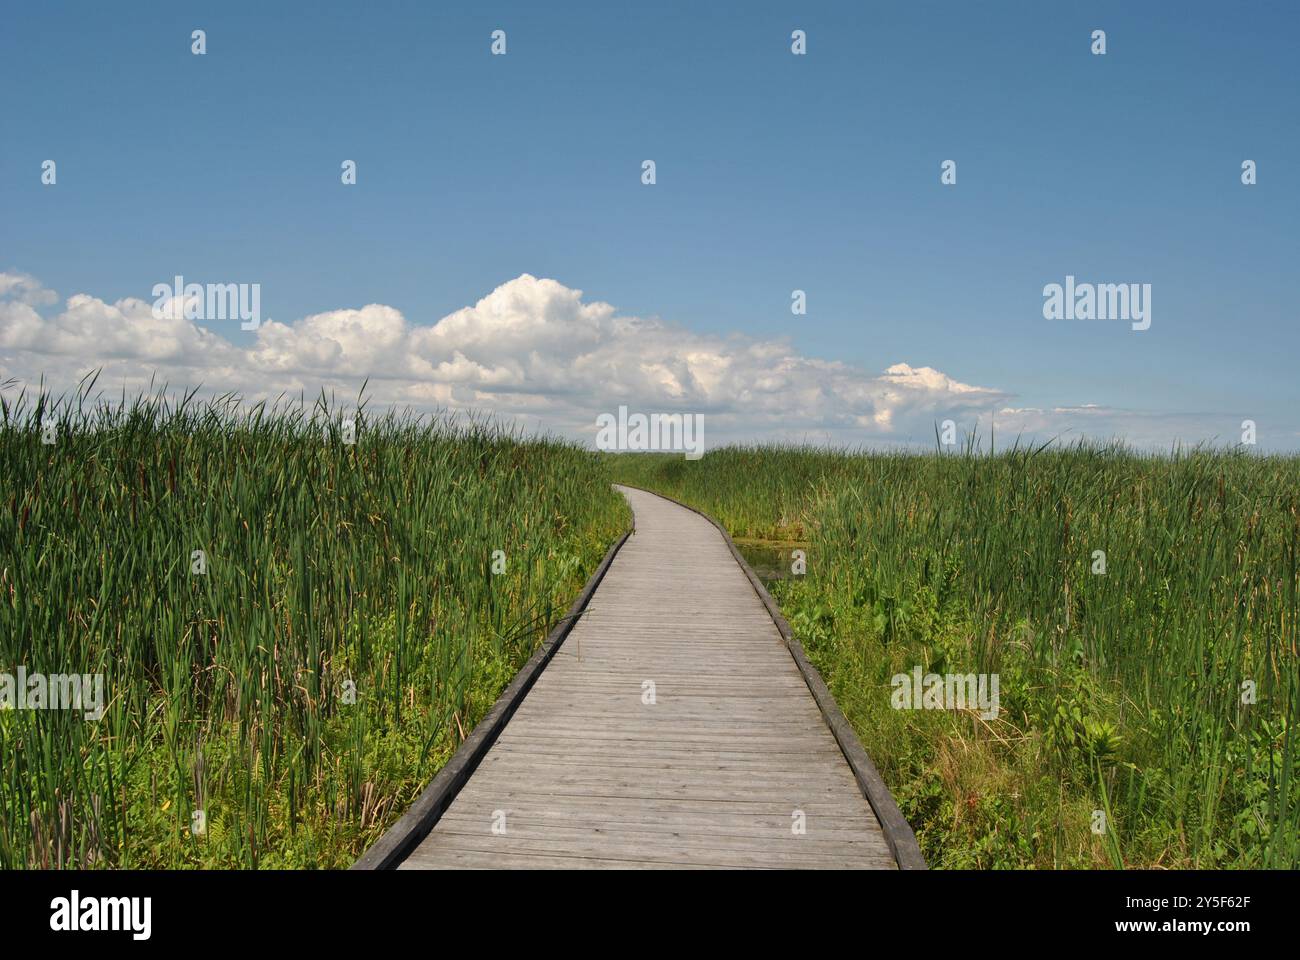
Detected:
left=350, top=528, right=632, bottom=870
left=615, top=483, right=927, bottom=870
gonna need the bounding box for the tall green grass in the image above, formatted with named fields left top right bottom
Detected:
left=611, top=442, right=1300, bottom=868
left=0, top=381, right=626, bottom=868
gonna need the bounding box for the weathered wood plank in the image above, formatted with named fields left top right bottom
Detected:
left=403, top=832, right=895, bottom=869
left=392, top=485, right=909, bottom=870
left=435, top=809, right=887, bottom=840
left=423, top=792, right=879, bottom=818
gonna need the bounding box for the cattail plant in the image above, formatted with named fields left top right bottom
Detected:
left=0, top=380, right=626, bottom=868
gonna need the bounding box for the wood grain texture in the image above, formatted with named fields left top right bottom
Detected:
left=621, top=483, right=928, bottom=870
left=399, top=485, right=899, bottom=870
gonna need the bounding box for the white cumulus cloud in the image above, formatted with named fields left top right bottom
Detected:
left=0, top=270, right=1232, bottom=449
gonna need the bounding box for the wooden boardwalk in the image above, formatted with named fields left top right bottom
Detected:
left=394, top=485, right=904, bottom=869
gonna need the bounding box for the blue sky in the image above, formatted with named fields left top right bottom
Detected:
left=2, top=1, right=1297, bottom=449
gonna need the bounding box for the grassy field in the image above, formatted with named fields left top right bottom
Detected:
left=0, top=385, right=627, bottom=868
left=610, top=444, right=1300, bottom=868
left=6, top=384, right=1296, bottom=871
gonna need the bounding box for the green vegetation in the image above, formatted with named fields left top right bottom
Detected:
left=610, top=443, right=1300, bottom=868
left=0, top=383, right=626, bottom=868
left=6, top=382, right=1294, bottom=872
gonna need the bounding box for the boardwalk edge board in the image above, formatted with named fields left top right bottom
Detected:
left=616, top=483, right=928, bottom=871
left=351, top=528, right=633, bottom=870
